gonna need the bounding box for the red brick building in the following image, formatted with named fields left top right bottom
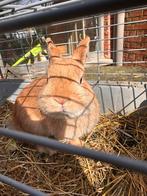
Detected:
left=47, top=7, right=147, bottom=67
left=123, top=9, right=147, bottom=66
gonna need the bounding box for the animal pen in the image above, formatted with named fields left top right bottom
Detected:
left=0, top=0, right=147, bottom=195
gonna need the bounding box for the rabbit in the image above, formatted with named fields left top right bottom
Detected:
left=13, top=36, right=100, bottom=154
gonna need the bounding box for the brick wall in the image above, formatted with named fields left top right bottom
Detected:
left=123, top=9, right=147, bottom=66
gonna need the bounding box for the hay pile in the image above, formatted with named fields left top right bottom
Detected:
left=0, top=102, right=147, bottom=196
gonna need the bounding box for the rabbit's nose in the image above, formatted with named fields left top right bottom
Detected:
left=54, top=97, right=66, bottom=105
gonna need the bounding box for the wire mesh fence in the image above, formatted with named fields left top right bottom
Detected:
left=0, top=1, right=146, bottom=82
left=0, top=0, right=147, bottom=195
left=0, top=2, right=146, bottom=82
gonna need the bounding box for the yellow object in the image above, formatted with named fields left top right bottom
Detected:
left=12, top=44, right=43, bottom=67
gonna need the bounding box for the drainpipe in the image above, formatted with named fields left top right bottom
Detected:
left=116, top=11, right=125, bottom=66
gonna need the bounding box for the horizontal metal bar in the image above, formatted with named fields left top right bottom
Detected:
left=0, top=10, right=17, bottom=17
left=0, top=128, right=147, bottom=174
left=0, top=5, right=21, bottom=10
left=50, top=15, right=97, bottom=27
left=93, top=34, right=147, bottom=42
left=0, top=6, right=51, bottom=19
left=49, top=6, right=147, bottom=27
left=0, top=33, right=146, bottom=46
left=0, top=0, right=146, bottom=33
left=0, top=55, right=146, bottom=65
left=0, top=1, right=68, bottom=20
left=96, top=18, right=147, bottom=29
left=0, top=11, right=146, bottom=37
left=0, top=9, right=32, bottom=18
left=85, top=61, right=147, bottom=65
left=11, top=7, right=147, bottom=26
left=123, top=4, right=147, bottom=13
left=0, top=0, right=17, bottom=8
left=2, top=8, right=146, bottom=30
left=0, top=174, right=47, bottom=196
left=85, top=72, right=147, bottom=76
left=0, top=3, right=147, bottom=26
left=0, top=0, right=53, bottom=17
left=1, top=45, right=146, bottom=54
left=106, top=61, right=147, bottom=64
left=48, top=19, right=147, bottom=36
left=15, top=0, right=53, bottom=12
left=49, top=27, right=85, bottom=36
left=91, top=48, right=147, bottom=54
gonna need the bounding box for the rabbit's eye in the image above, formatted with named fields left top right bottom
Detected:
left=80, top=77, right=83, bottom=84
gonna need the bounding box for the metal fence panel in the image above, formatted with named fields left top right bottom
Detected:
left=0, top=80, right=146, bottom=114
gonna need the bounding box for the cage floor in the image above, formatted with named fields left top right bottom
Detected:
left=0, top=102, right=147, bottom=196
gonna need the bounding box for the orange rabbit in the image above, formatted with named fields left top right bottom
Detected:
left=13, top=36, right=99, bottom=153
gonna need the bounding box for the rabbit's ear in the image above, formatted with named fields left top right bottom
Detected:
left=46, top=38, right=61, bottom=60
left=72, top=36, right=90, bottom=64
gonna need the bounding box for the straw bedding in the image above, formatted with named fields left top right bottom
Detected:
left=0, top=102, right=147, bottom=196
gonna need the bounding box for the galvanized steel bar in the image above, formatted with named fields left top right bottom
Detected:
left=0, top=0, right=18, bottom=8
left=0, top=0, right=146, bottom=33
left=46, top=19, right=147, bottom=36
left=0, top=5, right=21, bottom=10
left=0, top=127, right=147, bottom=174
left=0, top=174, right=47, bottom=196
left=0, top=0, right=53, bottom=17
left=42, top=6, right=147, bottom=27
left=15, top=0, right=53, bottom=11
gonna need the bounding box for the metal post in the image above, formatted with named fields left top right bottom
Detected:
left=82, top=18, right=86, bottom=39
left=116, top=11, right=125, bottom=66
left=74, top=22, right=78, bottom=46
left=98, top=15, right=104, bottom=59
left=0, top=53, right=4, bottom=78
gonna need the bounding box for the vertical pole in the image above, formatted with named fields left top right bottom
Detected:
left=0, top=53, right=4, bottom=78
left=82, top=18, right=86, bottom=38
left=116, top=11, right=125, bottom=66
left=74, top=22, right=78, bottom=46
left=98, top=15, right=104, bottom=59
left=68, top=34, right=73, bottom=55
left=68, top=36, right=71, bottom=55
left=95, top=16, right=100, bottom=79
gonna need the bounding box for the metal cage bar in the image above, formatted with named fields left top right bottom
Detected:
left=0, top=1, right=147, bottom=195
left=0, top=0, right=146, bottom=33
left=0, top=0, right=53, bottom=18
left=0, top=174, right=47, bottom=196
left=0, top=0, right=17, bottom=8
left=0, top=127, right=147, bottom=175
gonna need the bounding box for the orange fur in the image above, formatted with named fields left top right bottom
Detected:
left=13, top=36, right=100, bottom=153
